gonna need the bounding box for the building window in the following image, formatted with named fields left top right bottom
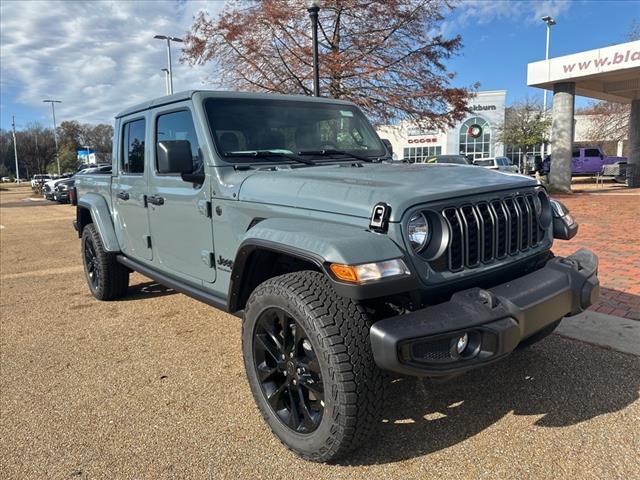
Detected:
left=402, top=145, right=442, bottom=162
left=459, top=116, right=492, bottom=159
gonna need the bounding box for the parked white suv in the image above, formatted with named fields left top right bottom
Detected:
left=31, top=174, right=53, bottom=188
left=473, top=156, right=519, bottom=173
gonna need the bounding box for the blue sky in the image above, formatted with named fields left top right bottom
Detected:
left=446, top=0, right=640, bottom=108
left=1, top=0, right=639, bottom=131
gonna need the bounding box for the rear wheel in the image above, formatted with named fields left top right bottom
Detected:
left=242, top=271, right=384, bottom=462
left=81, top=224, right=129, bottom=300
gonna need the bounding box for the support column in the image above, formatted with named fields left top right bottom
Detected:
left=627, top=99, right=640, bottom=187
left=549, top=82, right=575, bottom=193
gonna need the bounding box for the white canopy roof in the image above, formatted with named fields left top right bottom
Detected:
left=527, top=40, right=640, bottom=103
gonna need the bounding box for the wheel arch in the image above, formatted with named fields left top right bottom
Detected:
left=77, top=193, right=120, bottom=252
left=227, top=217, right=415, bottom=313
left=228, top=241, right=324, bottom=313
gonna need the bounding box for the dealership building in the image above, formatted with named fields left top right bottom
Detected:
left=377, top=90, right=507, bottom=162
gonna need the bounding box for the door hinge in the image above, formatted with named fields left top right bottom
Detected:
left=145, top=235, right=152, bottom=248
left=201, top=250, right=215, bottom=267
left=143, top=195, right=148, bottom=208
left=197, top=200, right=212, bottom=218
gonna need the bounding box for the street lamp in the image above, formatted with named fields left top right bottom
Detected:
left=154, top=35, right=184, bottom=95
left=305, top=0, right=321, bottom=97
left=161, top=68, right=170, bottom=96
left=540, top=15, right=556, bottom=159
left=541, top=16, right=556, bottom=114
left=43, top=99, right=62, bottom=176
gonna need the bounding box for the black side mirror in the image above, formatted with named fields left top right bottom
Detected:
left=550, top=199, right=579, bottom=240
left=157, top=140, right=193, bottom=174
left=381, top=138, right=393, bottom=156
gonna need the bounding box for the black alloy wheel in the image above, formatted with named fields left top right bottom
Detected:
left=80, top=224, right=129, bottom=301
left=83, top=237, right=100, bottom=290
left=253, top=307, right=324, bottom=433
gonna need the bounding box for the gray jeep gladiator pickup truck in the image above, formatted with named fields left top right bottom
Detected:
left=74, top=90, right=599, bottom=462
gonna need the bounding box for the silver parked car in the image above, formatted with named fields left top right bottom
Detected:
left=473, top=156, right=519, bottom=173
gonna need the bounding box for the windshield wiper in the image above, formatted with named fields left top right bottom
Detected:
left=225, top=150, right=316, bottom=166
left=298, top=149, right=377, bottom=163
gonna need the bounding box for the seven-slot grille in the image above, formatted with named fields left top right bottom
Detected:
left=436, top=193, right=545, bottom=272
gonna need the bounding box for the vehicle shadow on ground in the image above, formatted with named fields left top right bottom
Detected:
left=340, top=335, right=640, bottom=466
left=122, top=281, right=177, bottom=301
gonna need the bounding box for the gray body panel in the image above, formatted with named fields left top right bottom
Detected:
left=240, top=218, right=405, bottom=265
left=237, top=163, right=537, bottom=222
left=77, top=192, right=120, bottom=252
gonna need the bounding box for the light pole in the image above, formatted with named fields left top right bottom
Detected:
left=161, top=68, right=170, bottom=96
left=540, top=15, right=556, bottom=159
left=83, top=145, right=91, bottom=164
left=154, top=35, right=183, bottom=95
left=43, top=99, right=62, bottom=175
left=305, top=0, right=321, bottom=97
left=11, top=116, right=20, bottom=182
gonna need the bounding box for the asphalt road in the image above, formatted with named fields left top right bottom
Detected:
left=1, top=185, right=639, bottom=479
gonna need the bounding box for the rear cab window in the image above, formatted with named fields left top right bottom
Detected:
left=121, top=119, right=146, bottom=174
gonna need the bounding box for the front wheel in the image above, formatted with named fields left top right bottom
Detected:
left=242, top=271, right=384, bottom=462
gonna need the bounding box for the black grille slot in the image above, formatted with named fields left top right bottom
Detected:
left=443, top=208, right=464, bottom=271
left=411, top=338, right=453, bottom=362
left=516, top=196, right=531, bottom=250
left=434, top=192, right=545, bottom=272
left=491, top=200, right=508, bottom=258
left=476, top=202, right=495, bottom=262
left=504, top=198, right=520, bottom=254
left=526, top=195, right=540, bottom=245
left=460, top=205, right=480, bottom=266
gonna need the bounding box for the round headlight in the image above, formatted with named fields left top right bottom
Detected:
left=407, top=212, right=429, bottom=252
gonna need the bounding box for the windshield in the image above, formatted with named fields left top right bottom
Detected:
left=204, top=98, right=385, bottom=163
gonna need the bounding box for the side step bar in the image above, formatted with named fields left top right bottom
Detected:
left=116, top=255, right=238, bottom=316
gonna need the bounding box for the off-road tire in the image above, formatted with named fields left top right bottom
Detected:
left=242, top=271, right=384, bottom=462
left=517, top=319, right=562, bottom=349
left=81, top=224, right=129, bottom=300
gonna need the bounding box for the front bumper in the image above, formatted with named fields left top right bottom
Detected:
left=370, top=249, right=599, bottom=376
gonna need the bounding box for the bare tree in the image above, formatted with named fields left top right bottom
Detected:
left=579, top=101, right=629, bottom=145
left=495, top=99, right=551, bottom=151
left=183, top=0, right=476, bottom=128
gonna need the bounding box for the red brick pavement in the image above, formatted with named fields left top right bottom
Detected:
left=551, top=191, right=640, bottom=320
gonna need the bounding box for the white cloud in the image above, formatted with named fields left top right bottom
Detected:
left=0, top=0, right=226, bottom=125
left=441, top=0, right=572, bottom=36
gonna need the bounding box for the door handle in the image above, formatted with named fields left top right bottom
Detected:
left=148, top=195, right=164, bottom=206
left=117, top=191, right=130, bottom=201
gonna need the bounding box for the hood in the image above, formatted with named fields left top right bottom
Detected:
left=238, top=163, right=538, bottom=222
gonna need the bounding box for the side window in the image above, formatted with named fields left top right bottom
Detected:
left=584, top=148, right=600, bottom=157
left=156, top=110, right=202, bottom=173
left=121, top=119, right=146, bottom=174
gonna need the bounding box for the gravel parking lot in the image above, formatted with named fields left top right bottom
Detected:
left=1, top=184, right=639, bottom=479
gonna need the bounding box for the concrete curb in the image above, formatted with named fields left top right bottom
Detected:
left=555, top=311, right=640, bottom=356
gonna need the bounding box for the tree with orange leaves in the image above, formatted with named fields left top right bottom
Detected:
left=182, top=0, right=475, bottom=128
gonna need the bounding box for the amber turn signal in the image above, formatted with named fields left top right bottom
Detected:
left=329, top=259, right=410, bottom=284
left=329, top=263, right=359, bottom=283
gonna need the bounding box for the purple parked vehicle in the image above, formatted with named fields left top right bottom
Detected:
left=541, top=146, right=626, bottom=175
